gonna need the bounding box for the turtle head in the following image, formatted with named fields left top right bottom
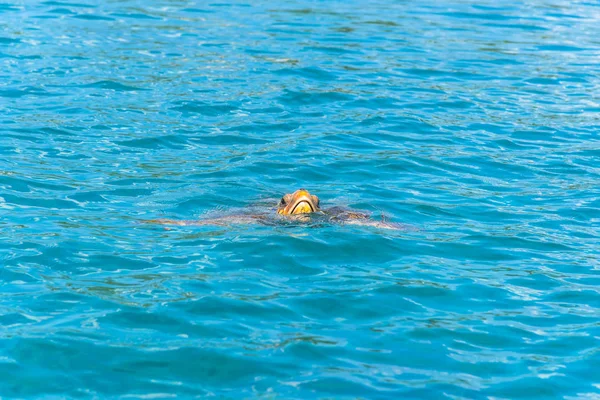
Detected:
left=277, top=189, right=320, bottom=215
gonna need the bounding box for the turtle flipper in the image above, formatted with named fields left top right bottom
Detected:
left=146, top=215, right=266, bottom=227
left=325, top=206, right=370, bottom=221
left=341, top=218, right=414, bottom=231
left=145, top=218, right=208, bottom=226
left=324, top=207, right=413, bottom=230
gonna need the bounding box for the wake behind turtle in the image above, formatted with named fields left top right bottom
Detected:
left=150, top=189, right=410, bottom=230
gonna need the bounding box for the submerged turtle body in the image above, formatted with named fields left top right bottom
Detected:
left=151, top=189, right=407, bottom=230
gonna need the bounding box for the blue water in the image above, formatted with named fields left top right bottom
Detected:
left=1, top=0, right=600, bottom=397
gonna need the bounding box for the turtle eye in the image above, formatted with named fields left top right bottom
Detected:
left=312, top=195, right=320, bottom=207
left=280, top=197, right=286, bottom=206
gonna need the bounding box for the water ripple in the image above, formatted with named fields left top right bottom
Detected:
left=1, top=0, right=600, bottom=398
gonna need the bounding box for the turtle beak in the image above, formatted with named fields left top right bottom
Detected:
left=291, top=200, right=314, bottom=214
left=280, top=189, right=319, bottom=215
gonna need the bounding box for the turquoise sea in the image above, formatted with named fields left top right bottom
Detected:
left=2, top=0, right=600, bottom=398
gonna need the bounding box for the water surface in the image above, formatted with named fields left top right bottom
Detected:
left=1, top=0, right=600, bottom=398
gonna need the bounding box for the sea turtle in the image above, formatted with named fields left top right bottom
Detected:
left=149, top=188, right=409, bottom=230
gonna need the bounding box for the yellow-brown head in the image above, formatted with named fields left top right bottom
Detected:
left=277, top=189, right=320, bottom=215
